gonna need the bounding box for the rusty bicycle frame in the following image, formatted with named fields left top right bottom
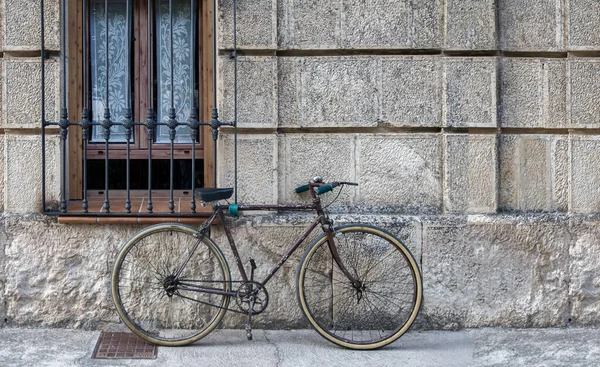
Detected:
left=175, top=181, right=359, bottom=300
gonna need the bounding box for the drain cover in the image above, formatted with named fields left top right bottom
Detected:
left=92, top=332, right=157, bottom=359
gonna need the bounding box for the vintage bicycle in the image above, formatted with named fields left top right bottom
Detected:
left=111, top=177, right=423, bottom=350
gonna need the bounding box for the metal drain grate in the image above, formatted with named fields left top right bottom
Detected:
left=92, top=332, right=157, bottom=359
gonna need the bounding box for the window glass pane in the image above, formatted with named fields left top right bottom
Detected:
left=156, top=0, right=194, bottom=144
left=90, top=0, right=130, bottom=143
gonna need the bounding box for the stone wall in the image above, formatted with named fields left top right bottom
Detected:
left=0, top=0, right=600, bottom=330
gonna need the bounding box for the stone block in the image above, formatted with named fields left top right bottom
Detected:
left=2, top=215, right=138, bottom=327
left=278, top=57, right=379, bottom=128
left=219, top=56, right=277, bottom=128
left=569, top=219, right=600, bottom=324
left=219, top=134, right=278, bottom=205
left=422, top=216, right=570, bottom=328
left=277, top=0, right=340, bottom=49
left=2, top=58, right=59, bottom=129
left=499, top=58, right=567, bottom=128
left=444, top=0, right=497, bottom=50
left=569, top=59, right=600, bottom=128
left=4, top=134, right=60, bottom=213
left=570, top=137, right=600, bottom=213
left=444, top=134, right=497, bottom=213
left=567, top=0, right=600, bottom=50
left=499, top=135, right=568, bottom=212
left=0, top=134, right=4, bottom=212
left=2, top=0, right=60, bottom=51
left=278, top=134, right=355, bottom=209
left=381, top=57, right=442, bottom=127
left=498, top=0, right=564, bottom=51
left=341, top=0, right=442, bottom=49
left=444, top=58, right=498, bottom=127
left=356, top=134, right=442, bottom=214
left=219, top=0, right=276, bottom=49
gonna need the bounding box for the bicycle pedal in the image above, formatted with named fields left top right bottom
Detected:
left=245, top=324, right=253, bottom=340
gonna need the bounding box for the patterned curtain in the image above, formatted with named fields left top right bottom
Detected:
left=156, top=0, right=194, bottom=143
left=90, top=0, right=129, bottom=143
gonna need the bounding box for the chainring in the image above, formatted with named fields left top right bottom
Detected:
left=235, top=281, right=269, bottom=315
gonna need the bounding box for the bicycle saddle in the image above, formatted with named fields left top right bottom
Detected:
left=194, top=188, right=234, bottom=202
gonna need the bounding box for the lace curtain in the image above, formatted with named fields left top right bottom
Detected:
left=90, top=0, right=194, bottom=144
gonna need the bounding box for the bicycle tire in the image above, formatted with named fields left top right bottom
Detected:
left=111, top=223, right=231, bottom=346
left=297, top=224, right=423, bottom=350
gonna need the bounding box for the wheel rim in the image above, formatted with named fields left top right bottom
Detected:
left=300, top=227, right=421, bottom=347
left=113, top=226, right=229, bottom=344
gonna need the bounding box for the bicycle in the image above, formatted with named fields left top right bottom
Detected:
left=111, top=177, right=423, bottom=350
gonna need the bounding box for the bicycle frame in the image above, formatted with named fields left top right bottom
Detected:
left=179, top=186, right=359, bottom=299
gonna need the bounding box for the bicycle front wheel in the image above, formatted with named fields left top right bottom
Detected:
left=297, top=224, right=422, bottom=350
left=111, top=223, right=231, bottom=346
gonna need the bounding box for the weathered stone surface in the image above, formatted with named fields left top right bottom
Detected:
left=1, top=215, right=137, bottom=327
left=0, top=134, right=4, bottom=213
left=498, top=0, right=564, bottom=51
left=444, top=58, right=497, bottom=127
left=569, top=59, right=600, bottom=128
left=4, top=134, right=60, bottom=213
left=570, top=137, right=600, bottom=213
left=341, top=0, right=442, bottom=49
left=219, top=0, right=276, bottom=49
left=423, top=216, right=570, bottom=328
left=219, top=134, right=278, bottom=205
left=567, top=0, right=600, bottom=50
left=2, top=58, right=59, bottom=129
left=444, top=134, right=497, bottom=213
left=381, top=57, right=442, bottom=127
left=499, top=135, right=568, bottom=212
left=444, top=0, right=497, bottom=50
left=219, top=56, right=277, bottom=128
left=569, top=219, right=600, bottom=325
left=2, top=0, right=60, bottom=51
left=278, top=57, right=379, bottom=128
left=499, top=58, right=567, bottom=128
left=356, top=134, right=442, bottom=214
left=277, top=0, right=340, bottom=49
left=278, top=134, right=355, bottom=209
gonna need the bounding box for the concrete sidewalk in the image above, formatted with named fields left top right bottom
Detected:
left=0, top=327, right=599, bottom=367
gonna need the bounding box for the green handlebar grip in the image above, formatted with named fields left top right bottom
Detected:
left=316, top=184, right=334, bottom=195
left=295, top=184, right=310, bottom=193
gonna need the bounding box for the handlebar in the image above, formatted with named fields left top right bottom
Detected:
left=294, top=180, right=358, bottom=195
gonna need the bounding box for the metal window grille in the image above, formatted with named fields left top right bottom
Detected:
left=41, top=0, right=239, bottom=216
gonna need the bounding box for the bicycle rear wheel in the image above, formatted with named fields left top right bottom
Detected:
left=111, top=223, right=231, bottom=346
left=297, top=224, right=422, bottom=350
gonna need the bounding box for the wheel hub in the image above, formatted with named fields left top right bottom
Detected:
left=162, top=275, right=179, bottom=297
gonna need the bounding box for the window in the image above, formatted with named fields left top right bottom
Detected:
left=64, top=0, right=215, bottom=216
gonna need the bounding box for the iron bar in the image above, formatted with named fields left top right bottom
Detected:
left=82, top=0, right=90, bottom=213
left=103, top=0, right=111, bottom=213
left=124, top=0, right=133, bottom=213
left=189, top=0, right=197, bottom=213
left=168, top=0, right=175, bottom=213
left=233, top=0, right=238, bottom=203
left=59, top=0, right=68, bottom=213
left=212, top=0, right=218, bottom=187
left=41, top=0, right=46, bottom=212
left=146, top=0, right=154, bottom=213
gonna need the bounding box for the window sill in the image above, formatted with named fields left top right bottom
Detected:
left=57, top=215, right=211, bottom=225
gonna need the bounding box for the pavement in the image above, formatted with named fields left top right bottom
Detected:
left=1, top=327, right=600, bottom=367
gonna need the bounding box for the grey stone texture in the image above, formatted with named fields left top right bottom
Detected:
left=570, top=137, right=600, bottom=213
left=1, top=0, right=60, bottom=51
left=444, top=0, right=497, bottom=50
left=498, top=0, right=564, bottom=51
left=569, top=59, right=600, bottom=128
left=356, top=134, right=442, bottom=214
left=340, top=0, right=442, bottom=49
left=443, top=58, right=498, bottom=128
left=499, top=135, right=568, bottom=212
left=219, top=0, right=277, bottom=49
left=2, top=58, right=59, bottom=129
left=567, top=0, right=600, bottom=50
left=277, top=0, right=340, bottom=49
left=219, top=134, right=278, bottom=205
left=381, top=57, right=442, bottom=127
left=423, top=216, right=571, bottom=328
left=4, top=134, right=61, bottom=213
left=499, top=58, right=567, bottom=128
left=219, top=56, right=278, bottom=128
left=0, top=134, right=4, bottom=213
left=278, top=57, right=379, bottom=128
left=444, top=134, right=497, bottom=213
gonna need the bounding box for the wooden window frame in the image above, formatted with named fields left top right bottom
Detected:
left=67, top=0, right=216, bottom=201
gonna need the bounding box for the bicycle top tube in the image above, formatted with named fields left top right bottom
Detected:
left=216, top=203, right=317, bottom=212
